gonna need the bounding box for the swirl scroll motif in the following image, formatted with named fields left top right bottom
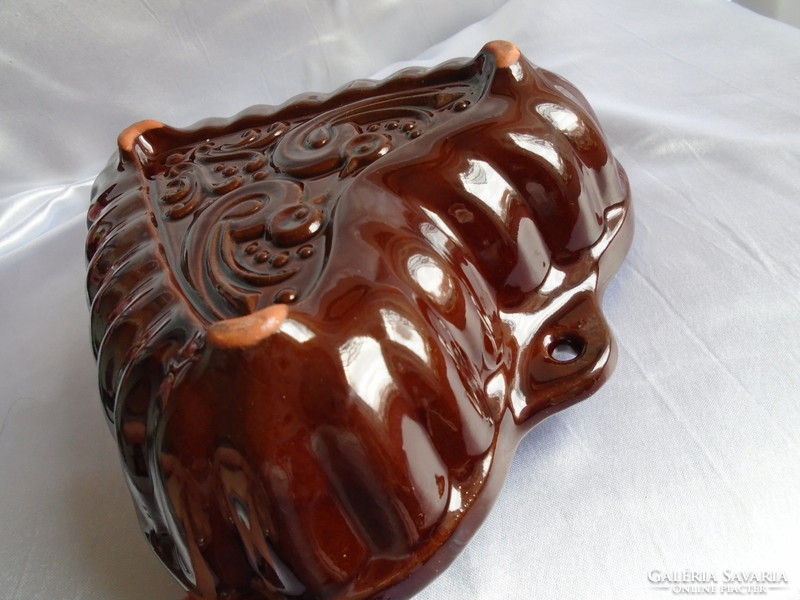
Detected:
left=179, top=180, right=322, bottom=320
left=149, top=83, right=476, bottom=318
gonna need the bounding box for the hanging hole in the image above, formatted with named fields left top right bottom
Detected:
left=548, top=335, right=585, bottom=363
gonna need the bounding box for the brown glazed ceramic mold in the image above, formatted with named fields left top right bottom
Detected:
left=86, top=41, right=632, bottom=600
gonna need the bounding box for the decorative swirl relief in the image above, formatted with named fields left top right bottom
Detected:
left=147, top=82, right=478, bottom=319
left=179, top=180, right=322, bottom=319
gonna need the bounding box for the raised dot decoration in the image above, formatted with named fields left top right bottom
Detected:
left=342, top=133, right=392, bottom=176
left=275, top=287, right=298, bottom=303
left=270, top=253, right=291, bottom=269
left=268, top=204, right=325, bottom=247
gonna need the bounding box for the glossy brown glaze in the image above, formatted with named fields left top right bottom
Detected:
left=86, top=41, right=632, bottom=600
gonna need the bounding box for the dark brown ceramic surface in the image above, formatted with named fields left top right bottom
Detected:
left=86, top=41, right=632, bottom=600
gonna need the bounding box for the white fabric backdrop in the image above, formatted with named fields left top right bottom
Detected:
left=1, top=0, right=798, bottom=599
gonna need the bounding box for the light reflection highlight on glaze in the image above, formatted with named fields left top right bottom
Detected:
left=380, top=308, right=430, bottom=365
left=279, top=317, right=316, bottom=343
left=400, top=416, right=449, bottom=528
left=536, top=102, right=583, bottom=137
left=505, top=216, right=549, bottom=294
left=407, top=253, right=454, bottom=306
left=484, top=370, right=506, bottom=402
left=339, top=335, right=394, bottom=412
left=509, top=133, right=565, bottom=177
left=459, top=159, right=516, bottom=222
